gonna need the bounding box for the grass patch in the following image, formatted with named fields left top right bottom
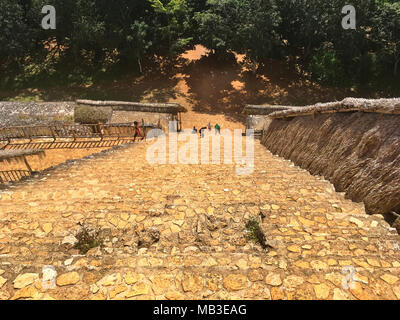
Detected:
left=245, top=217, right=269, bottom=250
left=74, top=225, right=104, bottom=254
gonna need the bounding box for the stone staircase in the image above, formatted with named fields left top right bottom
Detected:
left=0, top=135, right=399, bottom=300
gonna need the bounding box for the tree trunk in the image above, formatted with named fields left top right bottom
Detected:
left=138, top=57, right=143, bottom=74
left=93, top=48, right=102, bottom=66
left=394, top=56, right=399, bottom=77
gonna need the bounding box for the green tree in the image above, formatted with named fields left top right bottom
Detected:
left=275, top=0, right=336, bottom=71
left=194, top=0, right=280, bottom=61
left=1, top=0, right=399, bottom=92
left=325, top=0, right=378, bottom=84
left=372, top=1, right=400, bottom=76
left=148, top=0, right=193, bottom=57
left=0, top=1, right=35, bottom=65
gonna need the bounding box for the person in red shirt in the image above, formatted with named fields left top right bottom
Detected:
left=133, top=121, right=144, bottom=142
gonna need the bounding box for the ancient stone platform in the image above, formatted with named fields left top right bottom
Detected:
left=0, top=133, right=399, bottom=300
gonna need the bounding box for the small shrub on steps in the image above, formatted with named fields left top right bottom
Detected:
left=74, top=225, right=104, bottom=254
left=245, top=217, right=270, bottom=250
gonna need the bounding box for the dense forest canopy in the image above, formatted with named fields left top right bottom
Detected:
left=0, top=0, right=399, bottom=92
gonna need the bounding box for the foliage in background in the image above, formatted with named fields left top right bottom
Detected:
left=371, top=1, right=400, bottom=77
left=310, top=49, right=347, bottom=86
left=0, top=0, right=399, bottom=93
left=194, top=0, right=281, bottom=61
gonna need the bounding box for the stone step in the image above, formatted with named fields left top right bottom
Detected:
left=1, top=263, right=397, bottom=299
left=2, top=250, right=400, bottom=276
left=1, top=255, right=399, bottom=300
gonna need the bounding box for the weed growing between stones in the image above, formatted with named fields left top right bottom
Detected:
left=137, top=228, right=160, bottom=249
left=74, top=225, right=104, bottom=254
left=245, top=217, right=270, bottom=250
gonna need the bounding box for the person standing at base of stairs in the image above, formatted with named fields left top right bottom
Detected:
left=133, top=121, right=144, bottom=142
left=215, top=123, right=221, bottom=135
left=199, top=126, right=207, bottom=138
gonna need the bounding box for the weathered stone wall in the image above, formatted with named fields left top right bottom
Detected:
left=0, top=101, right=182, bottom=133
left=0, top=102, right=74, bottom=127
left=261, top=101, right=400, bottom=215
left=76, top=100, right=186, bottom=132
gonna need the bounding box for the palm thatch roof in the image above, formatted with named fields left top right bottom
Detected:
left=269, top=98, right=400, bottom=119
left=243, top=105, right=300, bottom=115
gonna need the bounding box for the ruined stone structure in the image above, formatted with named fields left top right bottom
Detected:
left=0, top=100, right=187, bottom=133
left=76, top=100, right=187, bottom=132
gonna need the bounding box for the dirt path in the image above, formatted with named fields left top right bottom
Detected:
left=168, top=45, right=246, bottom=131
